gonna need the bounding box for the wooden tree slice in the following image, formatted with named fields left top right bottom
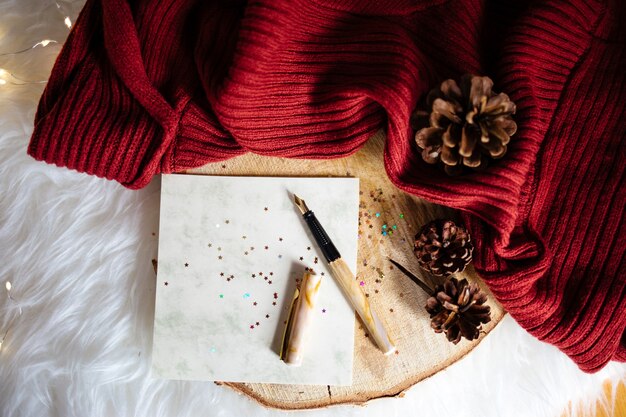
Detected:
left=188, top=132, right=505, bottom=409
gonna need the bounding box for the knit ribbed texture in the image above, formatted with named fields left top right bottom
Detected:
left=28, top=0, right=625, bottom=371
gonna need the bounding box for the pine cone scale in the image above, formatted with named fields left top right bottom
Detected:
left=459, top=126, right=478, bottom=157
left=441, top=142, right=459, bottom=166
left=440, top=78, right=462, bottom=99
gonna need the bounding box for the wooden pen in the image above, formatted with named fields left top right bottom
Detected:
left=293, top=194, right=395, bottom=355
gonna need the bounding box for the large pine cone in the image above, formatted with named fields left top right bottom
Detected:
left=426, top=277, right=491, bottom=344
left=414, top=74, right=517, bottom=175
left=414, top=219, right=473, bottom=276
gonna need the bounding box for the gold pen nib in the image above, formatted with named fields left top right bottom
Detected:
left=293, top=194, right=310, bottom=214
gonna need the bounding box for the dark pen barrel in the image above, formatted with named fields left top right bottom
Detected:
left=303, top=211, right=341, bottom=262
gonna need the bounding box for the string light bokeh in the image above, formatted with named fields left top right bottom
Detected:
left=0, top=0, right=78, bottom=351
left=0, top=1, right=73, bottom=87
left=0, top=281, right=22, bottom=351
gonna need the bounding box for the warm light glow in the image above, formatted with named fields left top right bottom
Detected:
left=37, top=40, right=57, bottom=47
left=5, top=281, right=11, bottom=291
left=0, top=69, right=8, bottom=86
left=64, top=17, right=72, bottom=29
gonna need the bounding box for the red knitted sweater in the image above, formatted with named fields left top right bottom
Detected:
left=28, top=0, right=625, bottom=372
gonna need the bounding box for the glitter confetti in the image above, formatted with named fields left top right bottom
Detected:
left=273, top=292, right=278, bottom=299
left=219, top=294, right=224, bottom=299
left=376, top=267, right=385, bottom=280
left=225, top=220, right=230, bottom=224
left=265, top=314, right=270, bottom=318
left=359, top=281, right=365, bottom=286
left=322, top=308, right=326, bottom=313
left=253, top=302, right=257, bottom=306
left=375, top=212, right=381, bottom=217
left=242, top=235, right=247, bottom=239
left=279, top=237, right=283, bottom=241
left=208, top=243, right=212, bottom=248
left=210, top=347, right=217, bottom=353
left=250, top=325, right=254, bottom=329
left=264, top=207, right=268, bottom=211
left=218, top=256, right=223, bottom=260
left=264, top=246, right=269, bottom=250
left=399, top=214, right=404, bottom=219
left=243, top=293, right=250, bottom=299
left=164, top=282, right=169, bottom=286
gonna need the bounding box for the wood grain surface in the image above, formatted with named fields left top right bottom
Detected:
left=188, top=132, right=505, bottom=409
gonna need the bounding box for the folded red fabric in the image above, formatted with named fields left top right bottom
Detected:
left=28, top=0, right=625, bottom=372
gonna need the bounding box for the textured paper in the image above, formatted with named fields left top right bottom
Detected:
left=151, top=175, right=359, bottom=385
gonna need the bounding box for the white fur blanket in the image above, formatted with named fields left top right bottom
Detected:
left=0, top=1, right=624, bottom=416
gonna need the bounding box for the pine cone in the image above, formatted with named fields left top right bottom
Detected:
left=426, top=277, right=491, bottom=344
left=414, top=219, right=473, bottom=276
left=414, top=74, right=517, bottom=175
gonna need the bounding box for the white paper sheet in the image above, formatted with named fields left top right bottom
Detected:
left=151, top=175, right=359, bottom=385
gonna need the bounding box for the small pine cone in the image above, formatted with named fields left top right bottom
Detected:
left=414, top=219, right=473, bottom=276
left=426, top=277, right=491, bottom=344
left=414, top=74, right=517, bottom=175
